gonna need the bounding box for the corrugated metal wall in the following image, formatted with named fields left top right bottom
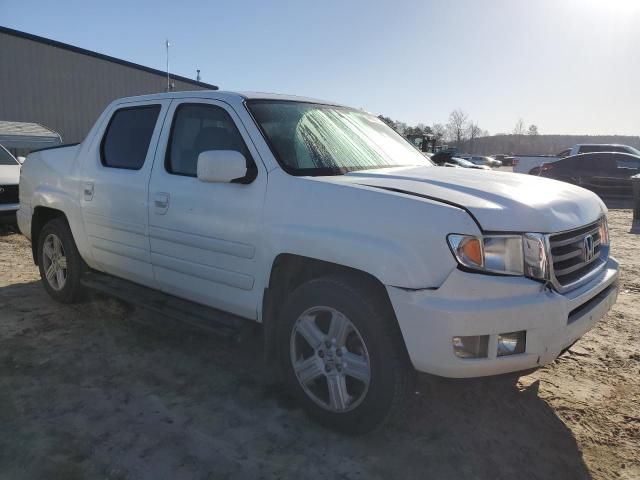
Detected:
left=0, top=32, right=210, bottom=144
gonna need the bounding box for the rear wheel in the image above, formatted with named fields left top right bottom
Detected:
left=278, top=274, right=413, bottom=434
left=37, top=218, right=86, bottom=303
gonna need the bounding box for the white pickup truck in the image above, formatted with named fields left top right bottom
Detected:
left=513, top=143, right=640, bottom=175
left=18, top=91, right=619, bottom=433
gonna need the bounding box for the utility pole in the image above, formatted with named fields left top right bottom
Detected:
left=165, top=39, right=170, bottom=92
left=196, top=69, right=201, bottom=82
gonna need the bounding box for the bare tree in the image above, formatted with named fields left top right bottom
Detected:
left=527, top=124, right=539, bottom=136
left=377, top=115, right=396, bottom=130
left=395, top=121, right=408, bottom=135
left=431, top=123, right=446, bottom=143
left=447, top=109, right=469, bottom=148
left=467, top=121, right=482, bottom=153
left=513, top=118, right=526, bottom=136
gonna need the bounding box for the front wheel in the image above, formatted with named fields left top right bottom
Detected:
left=278, top=274, right=413, bottom=434
left=37, top=218, right=86, bottom=303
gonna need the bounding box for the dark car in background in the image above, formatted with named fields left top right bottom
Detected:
left=531, top=152, right=640, bottom=197
left=491, top=154, right=514, bottom=166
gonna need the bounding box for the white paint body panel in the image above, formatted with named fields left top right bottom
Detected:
left=513, top=155, right=560, bottom=175
left=0, top=164, right=20, bottom=186
left=0, top=163, right=20, bottom=212
left=18, top=90, right=619, bottom=378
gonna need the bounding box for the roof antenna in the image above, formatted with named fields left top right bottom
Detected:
left=165, top=39, right=171, bottom=92
left=196, top=69, right=201, bottom=82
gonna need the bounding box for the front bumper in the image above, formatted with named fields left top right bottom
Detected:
left=387, top=257, right=619, bottom=378
left=0, top=203, right=19, bottom=223
left=0, top=202, right=19, bottom=213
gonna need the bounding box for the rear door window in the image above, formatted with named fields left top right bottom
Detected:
left=101, top=105, right=161, bottom=170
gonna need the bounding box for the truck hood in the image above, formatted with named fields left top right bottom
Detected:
left=0, top=164, right=20, bottom=185
left=322, top=166, right=605, bottom=232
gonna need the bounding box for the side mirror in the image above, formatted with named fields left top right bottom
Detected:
left=17, top=156, right=26, bottom=164
left=197, top=150, right=248, bottom=183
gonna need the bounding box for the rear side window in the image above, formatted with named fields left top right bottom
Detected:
left=579, top=145, right=626, bottom=154
left=166, top=103, right=253, bottom=177
left=616, top=156, right=640, bottom=169
left=578, top=146, right=601, bottom=154
left=101, top=105, right=161, bottom=170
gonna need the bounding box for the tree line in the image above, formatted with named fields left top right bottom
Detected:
left=379, top=109, right=540, bottom=154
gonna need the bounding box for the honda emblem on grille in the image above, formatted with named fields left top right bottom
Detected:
left=583, top=234, right=595, bottom=262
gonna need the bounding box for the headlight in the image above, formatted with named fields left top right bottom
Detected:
left=447, top=233, right=548, bottom=279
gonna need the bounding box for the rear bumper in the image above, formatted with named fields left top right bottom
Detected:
left=387, top=257, right=619, bottom=378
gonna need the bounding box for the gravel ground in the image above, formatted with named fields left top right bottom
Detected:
left=0, top=209, right=638, bottom=480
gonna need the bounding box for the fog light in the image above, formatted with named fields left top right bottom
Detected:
left=452, top=335, right=489, bottom=358
left=497, top=331, right=526, bottom=356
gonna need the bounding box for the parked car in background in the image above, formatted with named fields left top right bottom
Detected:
left=531, top=152, right=640, bottom=198
left=469, top=155, right=502, bottom=168
left=491, top=154, right=514, bottom=166
left=0, top=144, right=21, bottom=223
left=514, top=144, right=640, bottom=174
left=431, top=152, right=490, bottom=169
left=430, top=150, right=455, bottom=165
left=18, top=90, right=619, bottom=433
left=446, top=157, right=491, bottom=170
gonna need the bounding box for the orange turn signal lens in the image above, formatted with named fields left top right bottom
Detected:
left=459, top=237, right=483, bottom=266
left=599, top=217, right=609, bottom=246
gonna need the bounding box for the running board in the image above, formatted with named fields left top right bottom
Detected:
left=81, top=271, right=256, bottom=341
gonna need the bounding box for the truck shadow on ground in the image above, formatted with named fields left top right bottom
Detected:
left=0, top=280, right=591, bottom=480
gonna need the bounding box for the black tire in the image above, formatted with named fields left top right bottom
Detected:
left=37, top=217, right=86, bottom=303
left=278, top=273, right=413, bottom=434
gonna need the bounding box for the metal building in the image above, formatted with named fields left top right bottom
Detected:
left=0, top=26, right=217, bottom=144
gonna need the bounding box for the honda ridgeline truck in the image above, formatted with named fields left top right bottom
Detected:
left=17, top=91, right=619, bottom=433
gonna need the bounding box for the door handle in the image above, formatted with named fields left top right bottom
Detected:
left=83, top=182, right=94, bottom=201
left=154, top=192, right=170, bottom=214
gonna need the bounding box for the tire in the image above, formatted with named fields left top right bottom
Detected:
left=37, top=217, right=86, bottom=304
left=278, top=273, right=413, bottom=434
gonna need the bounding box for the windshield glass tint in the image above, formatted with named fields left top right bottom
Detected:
left=0, top=146, right=18, bottom=165
left=248, top=101, right=431, bottom=175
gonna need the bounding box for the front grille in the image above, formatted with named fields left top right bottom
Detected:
left=548, top=220, right=606, bottom=290
left=0, top=185, right=19, bottom=204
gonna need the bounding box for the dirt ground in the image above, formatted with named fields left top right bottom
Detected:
left=0, top=209, right=638, bottom=480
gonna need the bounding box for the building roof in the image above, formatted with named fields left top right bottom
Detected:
left=0, top=25, right=218, bottom=90
left=0, top=120, right=62, bottom=149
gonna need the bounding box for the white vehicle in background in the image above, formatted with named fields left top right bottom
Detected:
left=513, top=144, right=640, bottom=174
left=17, top=91, right=619, bottom=433
left=0, top=144, right=21, bottom=222
left=468, top=155, right=502, bottom=168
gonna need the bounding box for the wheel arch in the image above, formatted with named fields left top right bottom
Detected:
left=30, top=206, right=68, bottom=265
left=261, top=253, right=404, bottom=361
